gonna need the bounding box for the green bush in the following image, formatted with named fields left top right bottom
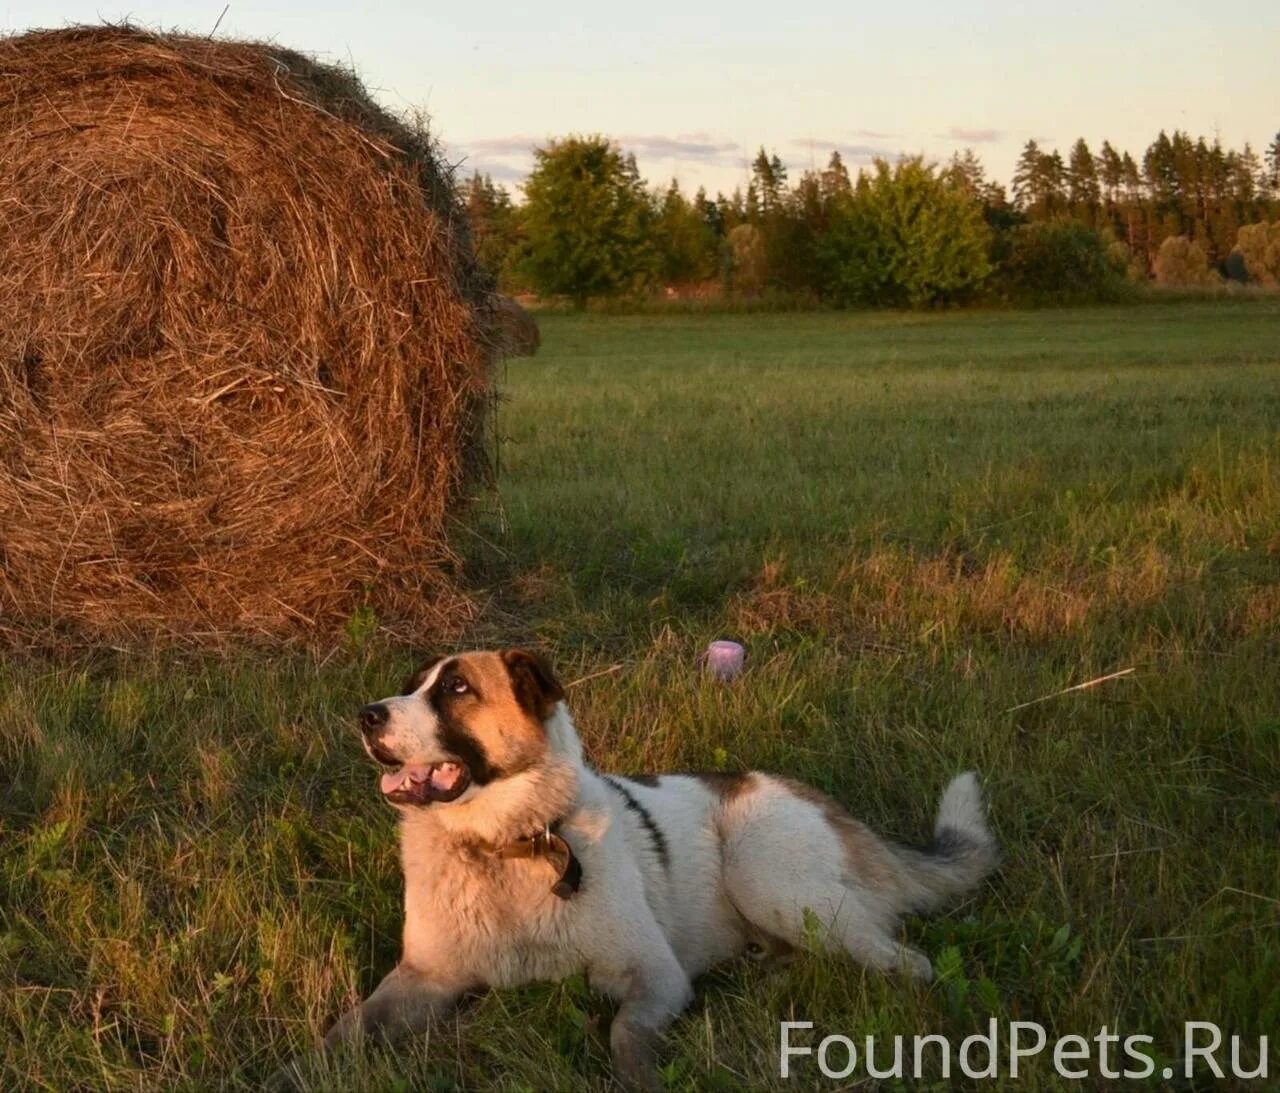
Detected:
left=820, top=157, right=993, bottom=308
left=998, top=221, right=1133, bottom=305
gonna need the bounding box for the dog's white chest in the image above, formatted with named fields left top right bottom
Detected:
left=400, top=850, right=584, bottom=988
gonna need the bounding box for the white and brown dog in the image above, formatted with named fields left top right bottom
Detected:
left=317, top=649, right=997, bottom=1089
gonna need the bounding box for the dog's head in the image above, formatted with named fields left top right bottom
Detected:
left=358, top=649, right=568, bottom=812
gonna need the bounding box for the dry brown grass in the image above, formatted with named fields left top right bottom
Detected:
left=731, top=543, right=1191, bottom=646
left=0, top=26, right=495, bottom=642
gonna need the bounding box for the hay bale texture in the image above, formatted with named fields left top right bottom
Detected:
left=0, top=26, right=494, bottom=640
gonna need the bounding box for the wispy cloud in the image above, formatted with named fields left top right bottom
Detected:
left=851, top=127, right=896, bottom=140
left=937, top=125, right=1003, bottom=143
left=619, top=133, right=742, bottom=164
left=456, top=135, right=540, bottom=158
left=788, top=138, right=892, bottom=164
left=449, top=132, right=744, bottom=182
left=458, top=160, right=529, bottom=183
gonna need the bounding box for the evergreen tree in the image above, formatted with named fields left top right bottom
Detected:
left=751, top=148, right=788, bottom=215
left=1011, top=140, right=1041, bottom=212
left=945, top=148, right=987, bottom=199
left=1120, top=152, right=1146, bottom=260
left=653, top=179, right=719, bottom=285
left=1012, top=141, right=1065, bottom=219
left=1098, top=141, right=1124, bottom=203
left=460, top=172, right=522, bottom=288
left=1235, top=144, right=1264, bottom=206
left=694, top=187, right=723, bottom=237
left=820, top=150, right=852, bottom=201
left=1067, top=139, right=1101, bottom=223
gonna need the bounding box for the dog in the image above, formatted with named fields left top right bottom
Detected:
left=314, top=648, right=997, bottom=1089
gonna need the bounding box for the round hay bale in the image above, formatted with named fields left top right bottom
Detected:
left=0, top=26, right=495, bottom=641
left=490, top=294, right=541, bottom=357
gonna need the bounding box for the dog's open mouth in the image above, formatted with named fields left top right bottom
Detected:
left=379, top=762, right=471, bottom=805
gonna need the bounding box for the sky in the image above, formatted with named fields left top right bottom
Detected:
left=4, top=2, right=1277, bottom=197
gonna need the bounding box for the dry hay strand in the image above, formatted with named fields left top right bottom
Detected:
left=490, top=293, right=541, bottom=357
left=0, top=25, right=497, bottom=642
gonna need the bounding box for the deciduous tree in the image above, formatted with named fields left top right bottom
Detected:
left=520, top=135, right=656, bottom=306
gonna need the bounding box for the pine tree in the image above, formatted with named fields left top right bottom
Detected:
left=460, top=172, right=521, bottom=286
left=653, top=179, right=718, bottom=285
left=1120, top=152, right=1145, bottom=258
left=1067, top=139, right=1100, bottom=224
left=820, top=151, right=852, bottom=202
left=1267, top=132, right=1280, bottom=194
left=946, top=148, right=987, bottom=199
left=1143, top=132, right=1178, bottom=210
left=1011, top=140, right=1042, bottom=212
left=694, top=187, right=723, bottom=237
left=751, top=148, right=788, bottom=216
left=1098, top=141, right=1124, bottom=203
left=1012, top=141, right=1065, bottom=219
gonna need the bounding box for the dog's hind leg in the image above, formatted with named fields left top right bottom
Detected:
left=718, top=776, right=934, bottom=981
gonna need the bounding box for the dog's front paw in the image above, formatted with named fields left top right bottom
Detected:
left=611, top=1019, right=664, bottom=1092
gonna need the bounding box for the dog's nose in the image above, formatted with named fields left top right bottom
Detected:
left=359, top=703, right=389, bottom=735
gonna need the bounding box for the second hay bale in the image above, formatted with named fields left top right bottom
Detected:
left=490, top=295, right=541, bottom=357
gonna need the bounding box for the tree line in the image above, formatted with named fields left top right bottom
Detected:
left=463, top=130, right=1280, bottom=307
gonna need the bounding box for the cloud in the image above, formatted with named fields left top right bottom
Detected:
left=618, top=133, right=742, bottom=164
left=788, top=138, right=892, bottom=164
left=448, top=132, right=745, bottom=184
left=457, top=160, right=529, bottom=183
left=456, top=135, right=540, bottom=157
left=937, top=126, right=1003, bottom=143
left=850, top=127, right=895, bottom=139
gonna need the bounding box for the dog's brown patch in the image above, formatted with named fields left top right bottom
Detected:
left=442, top=651, right=556, bottom=776
left=777, top=778, right=896, bottom=889
left=501, top=648, right=564, bottom=721
left=692, top=771, right=756, bottom=802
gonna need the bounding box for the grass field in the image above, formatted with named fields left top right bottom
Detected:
left=3, top=301, right=1278, bottom=1089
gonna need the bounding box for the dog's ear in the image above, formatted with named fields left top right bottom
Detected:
left=401, top=656, right=439, bottom=695
left=501, top=648, right=564, bottom=720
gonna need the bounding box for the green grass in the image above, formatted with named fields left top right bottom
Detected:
left=3, top=301, right=1279, bottom=1089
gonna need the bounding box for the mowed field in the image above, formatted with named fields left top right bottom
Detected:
left=3, top=301, right=1278, bottom=1090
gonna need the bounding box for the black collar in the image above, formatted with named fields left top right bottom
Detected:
left=494, top=820, right=582, bottom=899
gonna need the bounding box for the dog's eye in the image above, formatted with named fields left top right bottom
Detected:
left=447, top=675, right=469, bottom=695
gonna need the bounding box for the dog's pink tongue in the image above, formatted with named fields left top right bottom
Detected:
left=380, top=765, right=430, bottom=794
left=430, top=763, right=463, bottom=792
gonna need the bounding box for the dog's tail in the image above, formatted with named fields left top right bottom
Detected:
left=888, top=772, right=998, bottom=913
